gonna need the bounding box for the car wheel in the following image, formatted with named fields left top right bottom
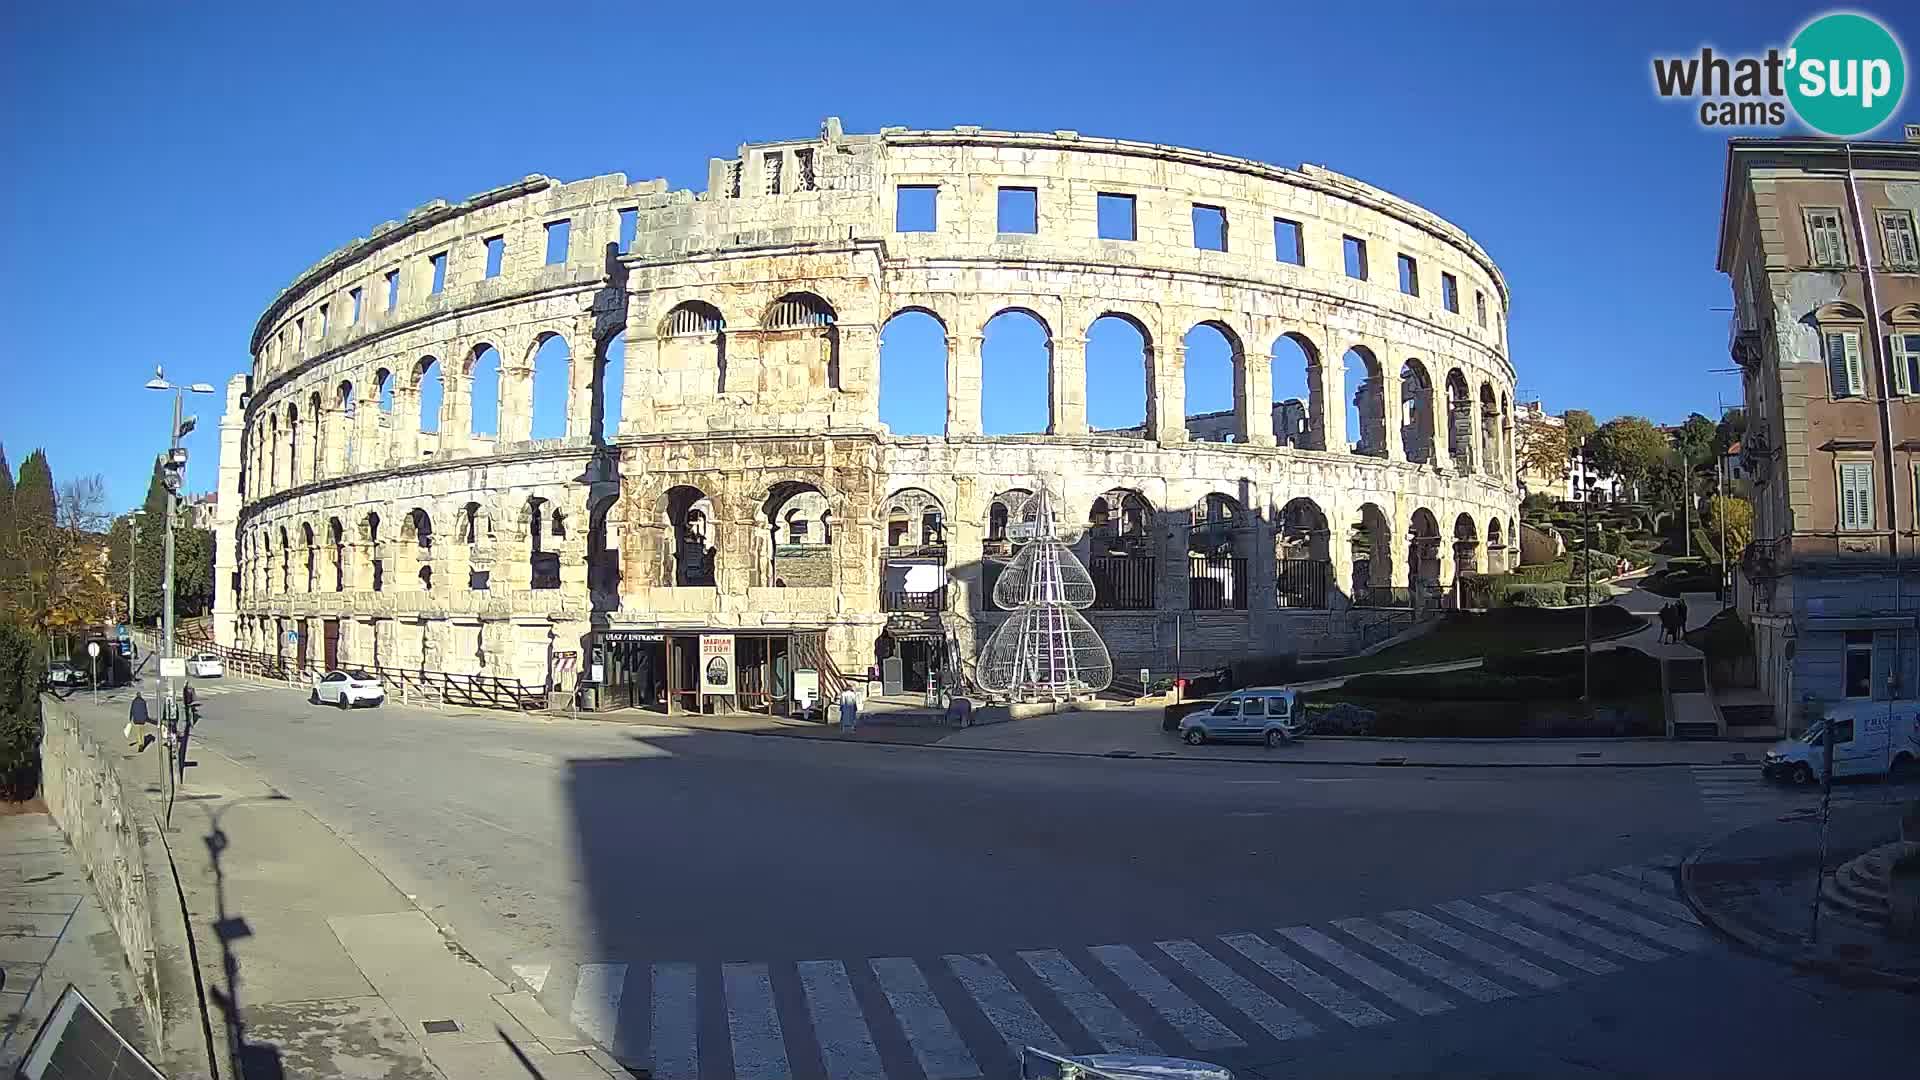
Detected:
left=1183, top=728, right=1206, bottom=746
left=1792, top=763, right=1816, bottom=786
left=336, top=693, right=349, bottom=710
left=309, top=689, right=320, bottom=705
left=1891, top=754, right=1917, bottom=783
left=1265, top=728, right=1285, bottom=749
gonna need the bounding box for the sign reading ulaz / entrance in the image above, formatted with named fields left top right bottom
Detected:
left=700, top=634, right=735, bottom=696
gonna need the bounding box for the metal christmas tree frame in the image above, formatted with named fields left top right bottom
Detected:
left=976, top=485, right=1114, bottom=701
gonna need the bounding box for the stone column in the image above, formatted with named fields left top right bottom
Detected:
left=1150, top=344, right=1187, bottom=444
left=1430, top=377, right=1453, bottom=470
left=1380, top=351, right=1404, bottom=462
left=500, top=362, right=534, bottom=444
left=1328, top=514, right=1355, bottom=609
left=1390, top=501, right=1413, bottom=587
left=1242, top=350, right=1274, bottom=446
left=566, top=320, right=597, bottom=440
left=619, top=334, right=658, bottom=437
left=440, top=370, right=470, bottom=457
left=1050, top=335, right=1088, bottom=435
left=948, top=334, right=983, bottom=437
left=1314, top=357, right=1345, bottom=453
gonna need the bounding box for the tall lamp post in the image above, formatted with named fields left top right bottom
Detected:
left=145, top=369, right=216, bottom=725
left=1580, top=439, right=1594, bottom=703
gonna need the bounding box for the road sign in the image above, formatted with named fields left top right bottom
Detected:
left=286, top=630, right=298, bottom=644
left=159, top=657, right=186, bottom=679
left=87, top=642, right=100, bottom=658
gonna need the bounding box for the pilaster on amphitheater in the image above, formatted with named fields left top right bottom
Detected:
left=212, top=117, right=1520, bottom=711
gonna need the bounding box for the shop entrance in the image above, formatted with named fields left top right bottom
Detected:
left=601, top=636, right=667, bottom=712
left=594, top=631, right=800, bottom=716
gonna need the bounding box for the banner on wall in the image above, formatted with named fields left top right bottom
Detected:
left=700, top=634, right=736, bottom=695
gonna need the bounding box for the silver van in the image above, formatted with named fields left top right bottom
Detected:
left=1177, top=686, right=1306, bottom=747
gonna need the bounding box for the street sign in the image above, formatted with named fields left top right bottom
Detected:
left=87, top=642, right=100, bottom=658
left=286, top=630, right=299, bottom=644
left=159, top=657, right=186, bottom=679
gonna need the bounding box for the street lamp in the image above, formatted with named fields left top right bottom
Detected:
left=146, top=368, right=216, bottom=724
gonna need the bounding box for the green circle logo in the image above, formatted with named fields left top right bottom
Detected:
left=1787, top=12, right=1906, bottom=136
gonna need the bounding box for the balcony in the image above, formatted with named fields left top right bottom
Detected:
left=1727, top=312, right=1765, bottom=370
left=883, top=589, right=946, bottom=613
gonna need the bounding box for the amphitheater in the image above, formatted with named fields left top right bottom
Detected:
left=210, top=117, right=1519, bottom=714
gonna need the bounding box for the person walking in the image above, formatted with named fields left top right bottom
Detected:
left=1676, top=596, right=1690, bottom=637
left=838, top=684, right=860, bottom=734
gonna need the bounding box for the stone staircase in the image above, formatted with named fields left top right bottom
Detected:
left=1820, top=841, right=1920, bottom=931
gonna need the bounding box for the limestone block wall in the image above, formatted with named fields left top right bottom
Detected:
left=224, top=119, right=1520, bottom=686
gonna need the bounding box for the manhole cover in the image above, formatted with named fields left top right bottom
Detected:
left=422, top=1019, right=460, bottom=1034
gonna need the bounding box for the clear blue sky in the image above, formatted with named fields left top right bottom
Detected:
left=4, top=1, right=1915, bottom=509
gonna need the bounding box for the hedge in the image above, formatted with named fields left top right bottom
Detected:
left=0, top=621, right=44, bottom=800
left=1690, top=526, right=1722, bottom=563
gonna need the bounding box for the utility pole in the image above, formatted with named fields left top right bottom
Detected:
left=1581, top=441, right=1593, bottom=703
left=145, top=368, right=215, bottom=728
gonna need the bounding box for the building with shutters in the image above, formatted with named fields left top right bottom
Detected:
left=1718, top=135, right=1920, bottom=735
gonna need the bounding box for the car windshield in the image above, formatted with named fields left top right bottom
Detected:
left=349, top=670, right=373, bottom=681
left=1801, top=721, right=1828, bottom=745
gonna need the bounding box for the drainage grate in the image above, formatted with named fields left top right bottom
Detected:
left=422, top=1020, right=460, bottom=1035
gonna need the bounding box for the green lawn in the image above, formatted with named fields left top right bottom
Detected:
left=1304, top=604, right=1645, bottom=676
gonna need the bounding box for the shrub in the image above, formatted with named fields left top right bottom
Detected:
left=1684, top=610, right=1753, bottom=660
left=1691, top=526, right=1722, bottom=563
left=0, top=621, right=45, bottom=801
left=1501, top=583, right=1564, bottom=607
left=1508, top=558, right=1571, bottom=584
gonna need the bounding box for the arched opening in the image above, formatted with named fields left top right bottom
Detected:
left=460, top=502, right=488, bottom=590
left=665, top=486, right=716, bottom=587
left=982, top=309, right=1050, bottom=435
left=337, top=381, right=357, bottom=472
left=302, top=523, right=316, bottom=592
left=1087, top=314, right=1149, bottom=436
left=1445, top=369, right=1472, bottom=470
left=527, top=496, right=560, bottom=590
left=416, top=356, right=442, bottom=436
left=1487, top=516, right=1506, bottom=574
left=1183, top=321, right=1243, bottom=442
left=286, top=404, right=301, bottom=484
left=468, top=344, right=502, bottom=440
left=595, top=331, right=625, bottom=440
left=1453, top=513, right=1482, bottom=579
left=983, top=488, right=1037, bottom=610
left=1087, top=488, right=1155, bottom=609
left=588, top=493, right=620, bottom=600
left=661, top=301, right=726, bottom=394
left=406, top=509, right=433, bottom=549
left=1408, top=508, right=1443, bottom=590
left=878, top=309, right=948, bottom=436
left=308, top=391, right=323, bottom=479
left=277, top=527, right=291, bottom=592
left=763, top=481, right=832, bottom=587
left=1399, top=359, right=1434, bottom=464
left=530, top=333, right=571, bottom=441
left=1276, top=497, right=1331, bottom=609
left=1271, top=333, right=1319, bottom=449
left=763, top=292, right=839, bottom=390
left=267, top=414, right=280, bottom=489
left=1188, top=492, right=1247, bottom=609
left=328, top=518, right=345, bottom=592
left=1344, top=346, right=1386, bottom=457
left=1480, top=384, right=1499, bottom=472
left=375, top=368, right=394, bottom=413
left=880, top=488, right=947, bottom=613
left=1350, top=502, right=1395, bottom=600
left=365, top=513, right=384, bottom=592
left=1500, top=392, right=1514, bottom=478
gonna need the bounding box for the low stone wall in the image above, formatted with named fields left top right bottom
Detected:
left=36, top=695, right=212, bottom=1078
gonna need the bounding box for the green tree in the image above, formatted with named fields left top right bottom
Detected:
left=105, top=454, right=215, bottom=624
left=0, top=619, right=43, bottom=799
left=1706, top=495, right=1755, bottom=558
left=1591, top=416, right=1670, bottom=500
left=1562, top=409, right=1598, bottom=450
left=0, top=444, right=13, bottom=614
left=1672, top=413, right=1717, bottom=468
left=1516, top=413, right=1569, bottom=484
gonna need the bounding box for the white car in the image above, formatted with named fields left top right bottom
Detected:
left=186, top=653, right=225, bottom=678
left=311, top=669, right=385, bottom=709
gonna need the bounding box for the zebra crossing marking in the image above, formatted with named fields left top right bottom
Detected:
left=1329, top=917, right=1514, bottom=1004
left=944, top=953, right=1067, bottom=1058
left=870, top=957, right=978, bottom=1080
left=1219, top=932, right=1395, bottom=1029
left=550, top=861, right=1715, bottom=1079
left=1482, top=893, right=1669, bottom=964
left=798, top=960, right=887, bottom=1080
left=1018, top=948, right=1161, bottom=1056
left=723, top=962, right=789, bottom=1080
left=1088, top=944, right=1242, bottom=1051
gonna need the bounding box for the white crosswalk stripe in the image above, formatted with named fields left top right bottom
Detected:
left=798, top=960, right=886, bottom=1080
left=945, top=953, right=1067, bottom=1057
left=1155, top=938, right=1319, bottom=1042
left=870, top=957, right=979, bottom=1080
left=549, top=860, right=1717, bottom=1078
left=1019, top=948, right=1160, bottom=1056
left=1088, top=944, right=1242, bottom=1051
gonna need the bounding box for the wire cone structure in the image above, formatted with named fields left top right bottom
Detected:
left=976, top=486, right=1114, bottom=700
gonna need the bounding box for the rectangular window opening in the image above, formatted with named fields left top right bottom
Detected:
left=1826, top=330, right=1866, bottom=397
left=796, top=148, right=816, bottom=191
left=618, top=208, right=638, bottom=253
left=484, top=236, right=505, bottom=278
left=544, top=220, right=570, bottom=266
left=349, top=287, right=363, bottom=324
left=1807, top=208, right=1848, bottom=268
left=1475, top=290, right=1487, bottom=327
left=1192, top=204, right=1227, bottom=251
left=1844, top=630, right=1874, bottom=698
left=1397, top=254, right=1419, bottom=296
left=1890, top=331, right=1918, bottom=395
left=1839, top=459, right=1875, bottom=531
left=997, top=187, right=1038, bottom=234
left=1441, top=273, right=1459, bottom=313
left=1881, top=210, right=1919, bottom=270
left=318, top=304, right=329, bottom=338
left=385, top=269, right=400, bottom=311
left=1097, top=193, right=1136, bottom=241
left=1273, top=218, right=1303, bottom=265
left=895, top=185, right=937, bottom=232
left=428, top=252, right=447, bottom=295
left=1343, top=235, right=1368, bottom=280
left=764, top=151, right=783, bottom=195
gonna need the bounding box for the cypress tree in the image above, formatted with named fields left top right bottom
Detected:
left=11, top=451, right=56, bottom=634
left=0, top=444, right=14, bottom=615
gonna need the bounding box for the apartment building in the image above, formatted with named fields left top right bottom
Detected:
left=1718, top=135, right=1920, bottom=733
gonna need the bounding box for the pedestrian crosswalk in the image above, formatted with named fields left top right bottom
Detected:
left=1687, top=763, right=1907, bottom=827
left=92, top=681, right=274, bottom=704
left=527, top=860, right=1711, bottom=1079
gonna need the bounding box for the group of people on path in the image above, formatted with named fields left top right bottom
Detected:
left=1657, top=597, right=1691, bottom=645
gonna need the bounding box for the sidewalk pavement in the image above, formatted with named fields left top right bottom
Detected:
left=0, top=810, right=148, bottom=1069
left=1680, top=799, right=1920, bottom=988
left=59, top=694, right=625, bottom=1079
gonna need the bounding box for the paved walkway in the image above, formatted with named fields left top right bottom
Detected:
left=0, top=810, right=148, bottom=1069
left=59, top=693, right=625, bottom=1079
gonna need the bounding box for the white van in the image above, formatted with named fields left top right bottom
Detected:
left=1762, top=702, right=1920, bottom=784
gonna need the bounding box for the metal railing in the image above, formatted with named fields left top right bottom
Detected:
left=883, top=589, right=946, bottom=612
left=1187, top=555, right=1249, bottom=611
left=1275, top=558, right=1329, bottom=609
left=1090, top=556, right=1156, bottom=610
left=157, top=637, right=546, bottom=711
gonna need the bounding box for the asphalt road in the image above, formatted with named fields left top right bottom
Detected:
left=169, top=679, right=1919, bottom=1078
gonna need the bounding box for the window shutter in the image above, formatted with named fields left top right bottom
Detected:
left=1894, top=335, right=1914, bottom=395
left=1840, top=466, right=1858, bottom=530
left=1828, top=333, right=1852, bottom=396
left=1811, top=214, right=1832, bottom=264
left=1844, top=332, right=1866, bottom=396
left=1840, top=462, right=1874, bottom=531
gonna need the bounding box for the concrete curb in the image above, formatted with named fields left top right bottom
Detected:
left=1679, top=832, right=1920, bottom=993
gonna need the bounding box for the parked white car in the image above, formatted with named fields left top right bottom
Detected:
left=311, top=669, right=385, bottom=709
left=186, top=653, right=225, bottom=678
left=1764, top=703, right=1920, bottom=784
